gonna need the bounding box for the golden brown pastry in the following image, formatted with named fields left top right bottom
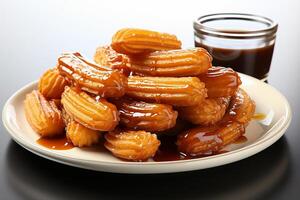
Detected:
left=94, top=45, right=131, bottom=76
left=111, top=28, right=181, bottom=54
left=57, top=52, right=127, bottom=98
left=198, top=66, right=241, bottom=98
left=126, top=76, right=207, bottom=106
left=61, top=86, right=119, bottom=131
left=178, top=97, right=230, bottom=125
left=177, top=88, right=255, bottom=156
left=227, top=88, right=256, bottom=125
left=114, top=98, right=178, bottom=132
left=129, top=48, right=212, bottom=77
left=177, top=122, right=245, bottom=156
left=104, top=130, right=160, bottom=161
left=24, top=90, right=65, bottom=137
left=38, top=68, right=68, bottom=99
left=66, top=120, right=101, bottom=147
left=61, top=108, right=72, bottom=125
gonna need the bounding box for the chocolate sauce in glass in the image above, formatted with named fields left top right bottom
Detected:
left=194, top=14, right=277, bottom=80
left=195, top=42, right=274, bottom=80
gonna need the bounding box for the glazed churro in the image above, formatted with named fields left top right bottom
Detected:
left=177, top=88, right=255, bottom=156
left=57, top=52, right=127, bottom=98
left=114, top=98, right=178, bottom=132
left=129, top=48, right=212, bottom=77
left=126, top=76, right=207, bottom=106
left=178, top=97, right=230, bottom=125
left=61, top=86, right=119, bottom=131
left=94, top=45, right=131, bottom=75
left=199, top=66, right=241, bottom=98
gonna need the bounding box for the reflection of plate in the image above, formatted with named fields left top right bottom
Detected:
left=2, top=73, right=292, bottom=174
left=5, top=138, right=290, bottom=199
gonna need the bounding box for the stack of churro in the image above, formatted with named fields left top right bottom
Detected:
left=24, top=28, right=255, bottom=161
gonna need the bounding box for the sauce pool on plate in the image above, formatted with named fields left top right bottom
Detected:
left=252, top=113, right=266, bottom=120
left=37, top=136, right=74, bottom=150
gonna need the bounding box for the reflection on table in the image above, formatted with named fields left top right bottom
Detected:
left=5, top=137, right=291, bottom=200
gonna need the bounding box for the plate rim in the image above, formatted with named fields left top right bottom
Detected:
left=2, top=73, right=292, bottom=173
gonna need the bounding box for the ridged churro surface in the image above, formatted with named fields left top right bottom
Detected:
left=23, top=27, right=258, bottom=162
left=178, top=97, right=230, bottom=125
left=199, top=66, right=241, bottom=98
left=61, top=87, right=119, bottom=131
left=227, top=88, right=256, bottom=125
left=57, top=52, right=127, bottom=97
left=177, top=122, right=245, bottom=156
left=24, top=90, right=65, bottom=137
left=111, top=28, right=181, bottom=54
left=126, top=76, right=207, bottom=106
left=38, top=68, right=68, bottom=99
left=66, top=120, right=101, bottom=147
left=94, top=45, right=131, bottom=75
left=129, top=48, right=212, bottom=77
left=114, top=98, right=178, bottom=132
left=104, top=130, right=160, bottom=161
left=177, top=88, right=255, bottom=156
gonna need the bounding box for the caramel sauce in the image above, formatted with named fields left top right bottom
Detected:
left=153, top=134, right=228, bottom=162
left=234, top=136, right=248, bottom=144
left=35, top=90, right=255, bottom=161
left=252, top=113, right=266, bottom=120
left=158, top=89, right=248, bottom=162
left=198, top=67, right=241, bottom=98
left=37, top=136, right=74, bottom=150
left=153, top=135, right=184, bottom=162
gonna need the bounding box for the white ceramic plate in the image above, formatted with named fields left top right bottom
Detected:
left=2, top=74, right=292, bottom=174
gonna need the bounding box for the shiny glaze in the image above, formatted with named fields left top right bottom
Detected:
left=153, top=135, right=190, bottom=161
left=153, top=134, right=229, bottom=162
left=37, top=136, right=74, bottom=150
left=198, top=66, right=241, bottom=98
left=114, top=98, right=178, bottom=132
left=57, top=52, right=127, bottom=97
left=178, top=97, right=230, bottom=125
left=126, top=76, right=207, bottom=106
left=176, top=88, right=255, bottom=157
left=61, top=87, right=119, bottom=131
left=35, top=89, right=254, bottom=161
left=94, top=45, right=131, bottom=76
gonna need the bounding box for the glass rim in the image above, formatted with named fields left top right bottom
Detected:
left=194, top=13, right=278, bottom=39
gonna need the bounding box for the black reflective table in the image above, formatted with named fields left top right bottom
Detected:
left=1, top=1, right=299, bottom=199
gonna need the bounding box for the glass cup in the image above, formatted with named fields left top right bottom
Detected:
left=194, top=13, right=278, bottom=81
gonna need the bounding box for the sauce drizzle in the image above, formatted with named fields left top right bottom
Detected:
left=252, top=113, right=266, bottom=120
left=37, top=136, right=74, bottom=150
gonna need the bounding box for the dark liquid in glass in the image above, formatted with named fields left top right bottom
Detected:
left=195, top=42, right=274, bottom=80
